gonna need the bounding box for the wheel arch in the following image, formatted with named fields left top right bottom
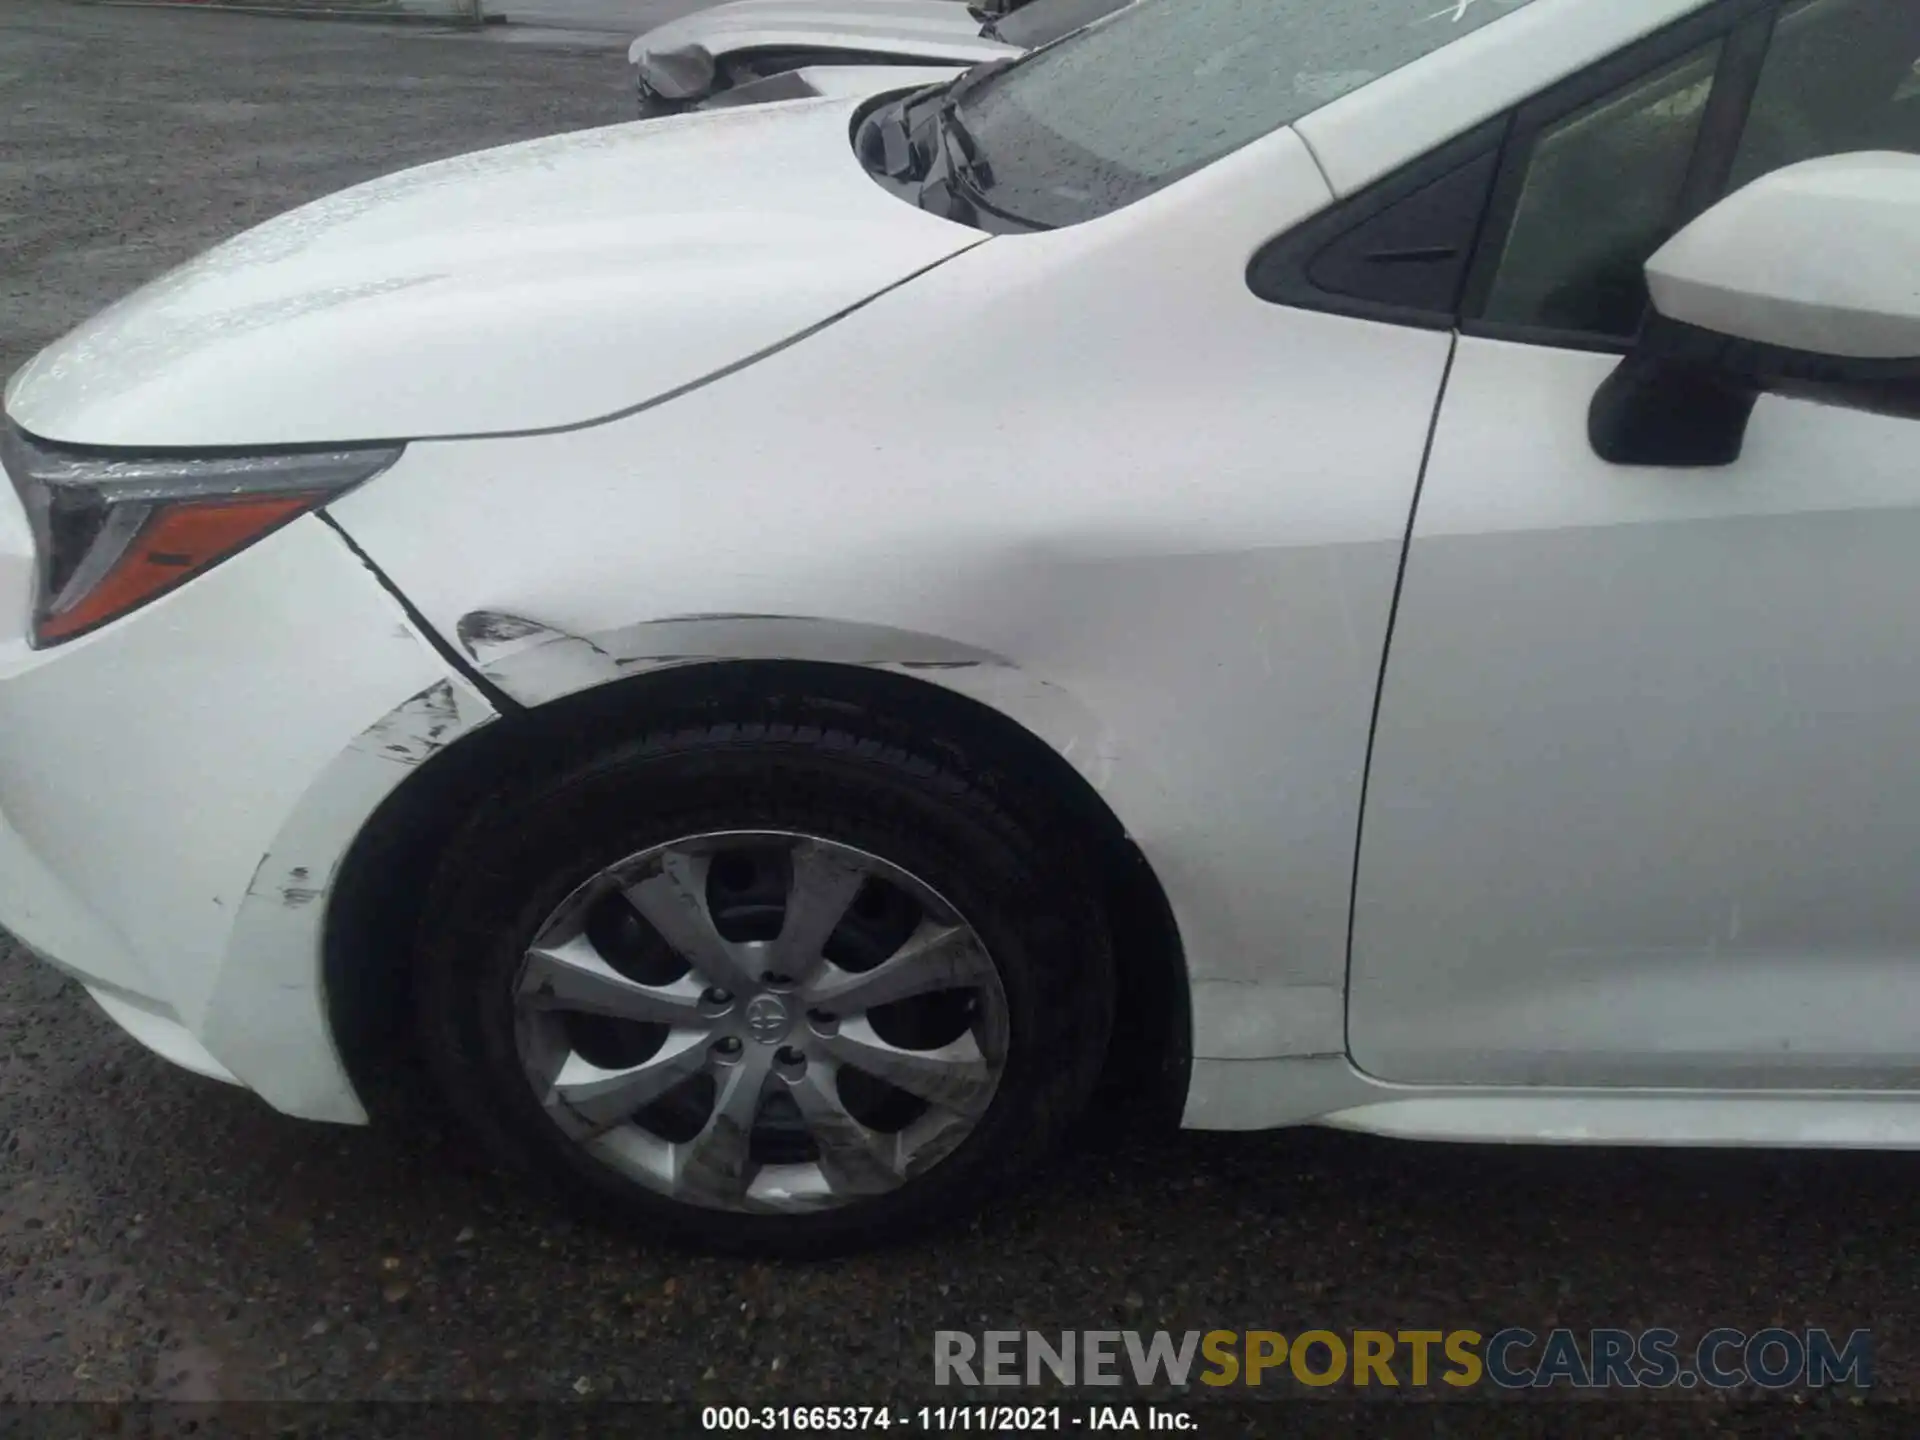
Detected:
left=323, top=653, right=1192, bottom=1130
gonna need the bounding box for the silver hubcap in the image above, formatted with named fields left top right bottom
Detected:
left=511, top=830, right=1010, bottom=1214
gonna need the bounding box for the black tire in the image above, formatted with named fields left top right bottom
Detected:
left=411, top=694, right=1115, bottom=1256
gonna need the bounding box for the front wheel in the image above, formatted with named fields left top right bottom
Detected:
left=412, top=704, right=1115, bottom=1254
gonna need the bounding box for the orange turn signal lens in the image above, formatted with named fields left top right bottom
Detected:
left=1, top=426, right=403, bottom=647
left=35, top=494, right=321, bottom=644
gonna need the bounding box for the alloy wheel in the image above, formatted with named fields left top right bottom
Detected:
left=512, top=831, right=1010, bottom=1213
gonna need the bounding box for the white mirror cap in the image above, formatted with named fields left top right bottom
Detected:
left=1646, top=152, right=1920, bottom=361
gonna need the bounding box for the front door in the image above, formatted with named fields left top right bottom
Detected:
left=1348, top=0, right=1920, bottom=1088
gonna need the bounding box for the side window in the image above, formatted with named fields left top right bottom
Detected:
left=1727, top=0, right=1920, bottom=190
left=1477, top=43, right=1723, bottom=340
left=1249, top=0, right=1920, bottom=343
left=1473, top=0, right=1920, bottom=349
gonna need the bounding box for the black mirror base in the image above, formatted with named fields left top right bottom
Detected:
left=1589, top=315, right=1920, bottom=469
left=1589, top=356, right=1759, bottom=468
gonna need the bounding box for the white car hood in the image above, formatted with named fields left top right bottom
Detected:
left=631, top=0, right=1015, bottom=92
left=5, top=92, right=982, bottom=449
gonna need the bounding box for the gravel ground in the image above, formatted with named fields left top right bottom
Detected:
left=0, top=2, right=1916, bottom=1430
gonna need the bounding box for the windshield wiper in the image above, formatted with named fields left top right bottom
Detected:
left=856, top=66, right=997, bottom=185
left=855, top=84, right=940, bottom=181
left=934, top=89, right=995, bottom=195
left=922, top=70, right=1052, bottom=232
left=856, top=62, right=1044, bottom=232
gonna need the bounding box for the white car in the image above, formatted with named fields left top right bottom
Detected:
left=627, top=0, right=1125, bottom=116
left=5, top=0, right=1920, bottom=1255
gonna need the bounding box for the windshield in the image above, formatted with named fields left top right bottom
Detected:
left=957, top=0, right=1543, bottom=228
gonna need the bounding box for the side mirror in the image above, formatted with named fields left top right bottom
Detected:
left=1590, top=152, right=1920, bottom=467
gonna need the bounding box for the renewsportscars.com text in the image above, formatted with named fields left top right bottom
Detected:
left=933, top=1327, right=1872, bottom=1391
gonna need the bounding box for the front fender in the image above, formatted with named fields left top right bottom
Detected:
left=434, top=610, right=1331, bottom=1070
left=453, top=609, right=1128, bottom=795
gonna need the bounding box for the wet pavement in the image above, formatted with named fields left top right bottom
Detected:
left=0, top=1, right=1916, bottom=1428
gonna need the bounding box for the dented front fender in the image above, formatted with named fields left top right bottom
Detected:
left=201, top=672, right=498, bottom=1123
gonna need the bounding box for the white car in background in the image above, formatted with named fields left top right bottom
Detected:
left=5, top=0, right=1920, bottom=1256
left=628, top=0, right=1127, bottom=115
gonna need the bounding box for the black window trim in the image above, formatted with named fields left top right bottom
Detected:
left=1245, top=115, right=1511, bottom=329
left=1245, top=0, right=1791, bottom=355
left=1673, top=10, right=1781, bottom=223
left=1456, top=0, right=1777, bottom=353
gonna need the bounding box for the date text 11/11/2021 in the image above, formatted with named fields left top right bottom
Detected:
left=702, top=1406, right=1195, bottom=1431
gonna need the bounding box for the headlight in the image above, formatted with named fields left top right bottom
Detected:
left=0, top=424, right=401, bottom=647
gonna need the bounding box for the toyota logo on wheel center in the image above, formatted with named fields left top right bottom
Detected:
left=744, top=994, right=792, bottom=1044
